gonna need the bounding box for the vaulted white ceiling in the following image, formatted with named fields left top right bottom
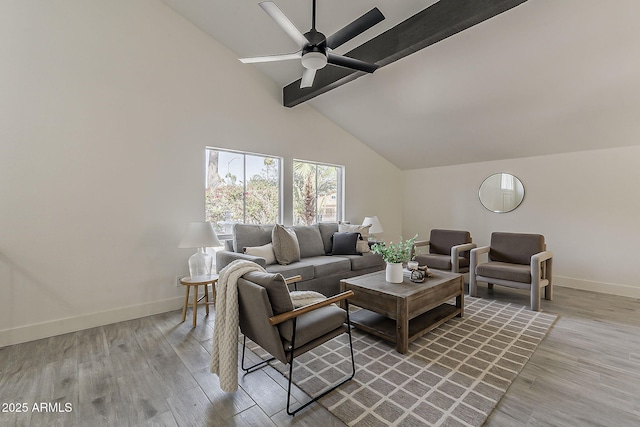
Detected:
left=161, top=0, right=640, bottom=170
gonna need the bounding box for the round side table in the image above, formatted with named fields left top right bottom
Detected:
left=180, top=274, right=218, bottom=328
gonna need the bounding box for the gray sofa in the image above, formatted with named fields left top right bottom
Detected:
left=216, top=223, right=385, bottom=296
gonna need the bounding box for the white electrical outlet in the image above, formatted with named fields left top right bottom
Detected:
left=175, top=276, right=183, bottom=287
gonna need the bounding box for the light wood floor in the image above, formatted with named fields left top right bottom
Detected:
left=1, top=285, right=639, bottom=426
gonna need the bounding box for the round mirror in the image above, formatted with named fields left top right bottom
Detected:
left=479, top=173, right=525, bottom=213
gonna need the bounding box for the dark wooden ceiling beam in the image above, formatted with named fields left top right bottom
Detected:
left=283, top=0, right=528, bottom=107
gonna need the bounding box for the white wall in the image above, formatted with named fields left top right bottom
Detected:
left=0, top=0, right=402, bottom=346
left=403, top=145, right=640, bottom=298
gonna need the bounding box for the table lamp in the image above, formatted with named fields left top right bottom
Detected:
left=362, top=216, right=384, bottom=241
left=178, top=221, right=221, bottom=277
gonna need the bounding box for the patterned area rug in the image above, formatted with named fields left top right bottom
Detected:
left=247, top=297, right=557, bottom=426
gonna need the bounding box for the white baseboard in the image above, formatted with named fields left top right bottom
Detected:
left=554, top=275, right=640, bottom=299
left=3, top=277, right=637, bottom=348
left=0, top=296, right=183, bottom=348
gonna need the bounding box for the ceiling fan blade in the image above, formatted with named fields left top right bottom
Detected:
left=300, top=68, right=316, bottom=88
left=326, top=8, right=385, bottom=50
left=259, top=2, right=309, bottom=48
left=239, top=51, right=302, bottom=64
left=327, top=53, right=378, bottom=73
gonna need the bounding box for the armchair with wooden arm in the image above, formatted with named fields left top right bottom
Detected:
left=237, top=271, right=355, bottom=415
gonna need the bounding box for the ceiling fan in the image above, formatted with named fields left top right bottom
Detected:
left=240, top=0, right=385, bottom=88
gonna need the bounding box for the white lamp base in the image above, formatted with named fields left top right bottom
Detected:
left=188, top=247, right=213, bottom=277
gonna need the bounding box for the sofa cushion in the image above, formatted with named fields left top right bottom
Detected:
left=233, top=224, right=273, bottom=253
left=318, top=223, right=339, bottom=254
left=476, top=262, right=532, bottom=284
left=292, top=224, right=326, bottom=258
left=266, top=261, right=315, bottom=282
left=330, top=232, right=360, bottom=256
left=414, top=253, right=470, bottom=271
left=272, top=224, right=301, bottom=265
left=243, top=243, right=276, bottom=265
left=429, top=229, right=472, bottom=256
left=415, top=253, right=451, bottom=270
left=302, top=256, right=351, bottom=277
left=338, top=223, right=372, bottom=253
left=336, top=253, right=385, bottom=271
left=489, top=232, right=545, bottom=265
left=282, top=304, right=346, bottom=350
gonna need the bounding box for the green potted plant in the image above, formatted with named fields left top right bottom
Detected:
left=371, top=235, right=418, bottom=283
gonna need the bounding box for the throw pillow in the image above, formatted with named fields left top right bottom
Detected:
left=338, top=223, right=372, bottom=253
left=233, top=223, right=274, bottom=253
left=292, top=224, right=325, bottom=258
left=290, top=290, right=327, bottom=308
left=331, top=232, right=361, bottom=256
left=243, top=243, right=276, bottom=265
left=271, top=224, right=301, bottom=265
left=318, top=222, right=339, bottom=254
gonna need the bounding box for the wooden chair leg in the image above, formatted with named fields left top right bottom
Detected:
left=192, top=285, right=198, bottom=328
left=204, top=284, right=210, bottom=316
left=181, top=285, right=190, bottom=323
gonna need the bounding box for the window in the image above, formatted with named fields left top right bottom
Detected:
left=205, top=148, right=282, bottom=237
left=500, top=173, right=515, bottom=191
left=293, top=160, right=344, bottom=225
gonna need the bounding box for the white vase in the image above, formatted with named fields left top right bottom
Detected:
left=385, top=262, right=404, bottom=283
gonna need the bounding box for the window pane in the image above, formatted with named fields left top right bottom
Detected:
left=501, top=173, right=515, bottom=190
left=317, top=165, right=338, bottom=222
left=206, top=149, right=281, bottom=235
left=245, top=155, right=280, bottom=224
left=293, top=160, right=343, bottom=225
left=293, top=161, right=317, bottom=225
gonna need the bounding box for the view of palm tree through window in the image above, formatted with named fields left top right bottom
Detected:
left=205, top=149, right=343, bottom=235
left=293, top=160, right=343, bottom=225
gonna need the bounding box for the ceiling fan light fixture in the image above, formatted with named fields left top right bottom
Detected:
left=301, top=51, right=327, bottom=70
left=240, top=1, right=385, bottom=91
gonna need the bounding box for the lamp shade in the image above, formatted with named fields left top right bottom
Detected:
left=178, top=221, right=221, bottom=248
left=362, top=216, right=383, bottom=234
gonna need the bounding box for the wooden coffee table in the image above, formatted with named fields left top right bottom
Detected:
left=340, top=270, right=464, bottom=354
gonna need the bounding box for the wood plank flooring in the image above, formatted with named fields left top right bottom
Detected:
left=483, top=285, right=640, bottom=426
left=1, top=285, right=639, bottom=426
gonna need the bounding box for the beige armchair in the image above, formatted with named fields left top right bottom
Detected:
left=411, top=229, right=476, bottom=273
left=237, top=271, right=355, bottom=415
left=469, top=232, right=553, bottom=311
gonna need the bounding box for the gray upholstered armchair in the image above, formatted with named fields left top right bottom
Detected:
left=469, top=232, right=553, bottom=311
left=411, top=229, right=476, bottom=273
left=237, top=271, right=355, bottom=415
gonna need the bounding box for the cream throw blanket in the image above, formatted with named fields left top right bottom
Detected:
left=210, top=259, right=266, bottom=392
